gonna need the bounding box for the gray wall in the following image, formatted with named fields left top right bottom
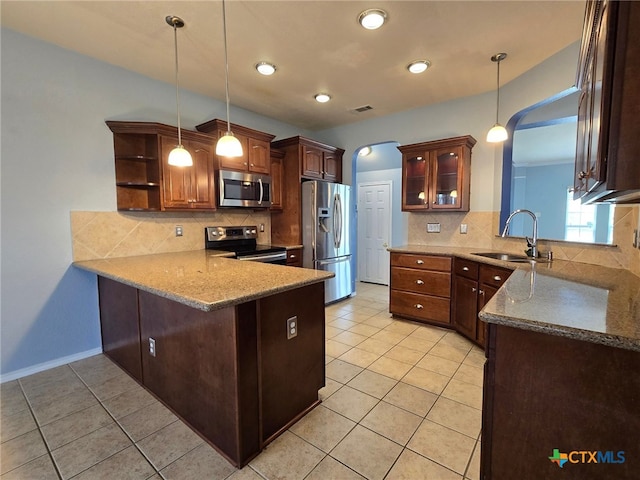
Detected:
left=1, top=27, right=582, bottom=379
left=0, top=29, right=308, bottom=378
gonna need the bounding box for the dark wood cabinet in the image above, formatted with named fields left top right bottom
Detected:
left=270, top=148, right=285, bottom=211
left=107, top=121, right=217, bottom=211
left=451, top=258, right=511, bottom=348
left=195, top=119, right=275, bottom=175
left=286, top=248, right=303, bottom=267
left=389, top=253, right=452, bottom=326
left=573, top=0, right=640, bottom=203
left=270, top=136, right=345, bottom=245
left=98, top=275, right=325, bottom=467
left=398, top=135, right=476, bottom=212
left=482, top=323, right=640, bottom=479
left=160, top=135, right=216, bottom=210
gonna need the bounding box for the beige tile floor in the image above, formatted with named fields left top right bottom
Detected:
left=0, top=282, right=483, bottom=479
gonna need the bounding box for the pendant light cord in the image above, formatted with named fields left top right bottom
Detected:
left=222, top=0, right=232, bottom=133
left=495, top=58, right=501, bottom=124
left=173, top=22, right=183, bottom=147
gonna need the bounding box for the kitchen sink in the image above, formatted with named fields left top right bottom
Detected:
left=472, top=252, right=533, bottom=263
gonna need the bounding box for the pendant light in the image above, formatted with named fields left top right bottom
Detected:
left=486, top=52, right=508, bottom=143
left=216, top=0, right=243, bottom=157
left=166, top=16, right=193, bottom=167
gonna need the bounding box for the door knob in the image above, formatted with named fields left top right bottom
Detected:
left=382, top=242, right=388, bottom=248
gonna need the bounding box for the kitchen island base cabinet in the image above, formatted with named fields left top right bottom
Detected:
left=97, top=277, right=325, bottom=467
left=482, top=324, right=640, bottom=480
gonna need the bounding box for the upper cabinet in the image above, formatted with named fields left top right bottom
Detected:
left=398, top=135, right=476, bottom=212
left=195, top=119, right=275, bottom=175
left=270, top=136, right=345, bottom=245
left=107, top=121, right=216, bottom=211
left=270, top=148, right=285, bottom=211
left=574, top=0, right=640, bottom=203
left=160, top=135, right=215, bottom=210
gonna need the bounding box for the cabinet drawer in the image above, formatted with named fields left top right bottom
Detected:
left=391, top=267, right=451, bottom=297
left=479, top=265, right=512, bottom=288
left=391, top=253, right=451, bottom=272
left=390, top=290, right=450, bottom=325
left=286, top=248, right=303, bottom=267
left=454, top=258, right=479, bottom=279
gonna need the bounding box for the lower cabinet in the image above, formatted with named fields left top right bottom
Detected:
left=389, top=253, right=452, bottom=326
left=286, top=248, right=303, bottom=267
left=452, top=258, right=511, bottom=347
left=97, top=276, right=325, bottom=467
left=389, top=254, right=512, bottom=347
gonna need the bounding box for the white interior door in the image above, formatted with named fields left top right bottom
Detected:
left=357, top=182, right=391, bottom=285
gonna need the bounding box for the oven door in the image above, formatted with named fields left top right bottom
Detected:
left=219, top=170, right=271, bottom=208
left=236, top=251, right=287, bottom=265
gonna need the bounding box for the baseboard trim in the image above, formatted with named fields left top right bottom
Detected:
left=1, top=347, right=104, bottom=383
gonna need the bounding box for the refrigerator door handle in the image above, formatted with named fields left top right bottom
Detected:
left=333, top=192, right=342, bottom=249
left=317, top=255, right=350, bottom=266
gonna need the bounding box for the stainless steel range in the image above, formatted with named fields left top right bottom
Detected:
left=205, top=226, right=287, bottom=264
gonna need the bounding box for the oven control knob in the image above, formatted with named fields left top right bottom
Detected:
left=251, top=229, right=257, bottom=234
left=211, top=231, right=217, bottom=236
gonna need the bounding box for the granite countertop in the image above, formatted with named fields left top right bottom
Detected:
left=74, top=250, right=333, bottom=312
left=389, top=245, right=640, bottom=352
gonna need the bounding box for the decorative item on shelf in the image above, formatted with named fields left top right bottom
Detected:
left=486, top=52, right=508, bottom=143
left=449, top=189, right=458, bottom=204
left=166, top=15, right=193, bottom=167
left=216, top=0, right=243, bottom=158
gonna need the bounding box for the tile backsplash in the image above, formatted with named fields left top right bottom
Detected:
left=407, top=206, right=640, bottom=276
left=71, top=210, right=271, bottom=261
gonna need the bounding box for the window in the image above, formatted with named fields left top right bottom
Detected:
left=565, top=190, right=596, bottom=242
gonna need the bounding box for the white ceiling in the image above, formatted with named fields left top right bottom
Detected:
left=1, top=1, right=586, bottom=131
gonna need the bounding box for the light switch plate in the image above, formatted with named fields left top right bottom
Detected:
left=427, top=223, right=441, bottom=233
left=460, top=223, right=468, bottom=234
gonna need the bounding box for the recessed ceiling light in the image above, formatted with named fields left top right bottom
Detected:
left=359, top=146, right=372, bottom=156
left=314, top=93, right=331, bottom=103
left=255, top=62, right=276, bottom=76
left=407, top=60, right=431, bottom=74
left=358, top=9, right=387, bottom=30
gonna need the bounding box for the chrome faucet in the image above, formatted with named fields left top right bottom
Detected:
left=502, top=209, right=538, bottom=258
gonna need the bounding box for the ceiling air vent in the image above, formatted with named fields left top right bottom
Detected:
left=351, top=105, right=374, bottom=113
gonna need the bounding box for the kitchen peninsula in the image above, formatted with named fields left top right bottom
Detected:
left=74, top=250, right=333, bottom=467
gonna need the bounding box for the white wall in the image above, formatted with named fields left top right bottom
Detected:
left=0, top=29, right=308, bottom=379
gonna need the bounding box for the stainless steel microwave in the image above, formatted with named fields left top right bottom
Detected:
left=218, top=169, right=271, bottom=208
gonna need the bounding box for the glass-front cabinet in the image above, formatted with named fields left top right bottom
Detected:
left=398, top=135, right=476, bottom=212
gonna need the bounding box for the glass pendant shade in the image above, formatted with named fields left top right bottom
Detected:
left=168, top=145, right=193, bottom=166
left=216, top=132, right=243, bottom=157
left=486, top=123, right=508, bottom=143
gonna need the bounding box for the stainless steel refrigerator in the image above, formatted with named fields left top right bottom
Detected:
left=302, top=181, right=354, bottom=304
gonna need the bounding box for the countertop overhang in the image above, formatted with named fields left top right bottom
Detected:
left=74, top=249, right=334, bottom=312
left=389, top=245, right=640, bottom=352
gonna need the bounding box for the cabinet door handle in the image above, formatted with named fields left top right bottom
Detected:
left=471, top=287, right=477, bottom=292
left=493, top=275, right=502, bottom=282
left=416, top=259, right=424, bottom=265
left=414, top=304, right=424, bottom=309
left=479, top=289, right=485, bottom=296
left=251, top=163, right=255, bottom=167
left=244, top=162, right=248, bottom=166
left=415, top=279, right=424, bottom=285
left=462, top=266, right=469, bottom=271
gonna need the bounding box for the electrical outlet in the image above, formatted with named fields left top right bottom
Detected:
left=287, top=316, right=298, bottom=339
left=460, top=223, right=468, bottom=234
left=175, top=225, right=183, bottom=237
left=427, top=223, right=441, bottom=233
left=149, top=338, right=156, bottom=357
left=260, top=223, right=265, bottom=232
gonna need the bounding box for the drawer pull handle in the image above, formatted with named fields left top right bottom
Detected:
left=414, top=304, right=424, bottom=309
left=493, top=275, right=502, bottom=282
left=415, top=279, right=424, bottom=285
left=290, top=254, right=296, bottom=258
left=416, top=260, right=424, bottom=265
left=462, top=266, right=469, bottom=271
